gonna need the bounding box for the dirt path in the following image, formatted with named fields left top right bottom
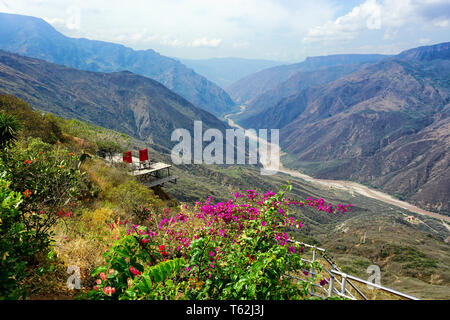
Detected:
left=225, top=106, right=450, bottom=225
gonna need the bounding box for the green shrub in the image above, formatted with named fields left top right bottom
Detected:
left=107, top=180, right=164, bottom=224
left=0, top=138, right=95, bottom=253
left=84, top=225, right=186, bottom=300
left=0, top=112, right=21, bottom=148
left=0, top=174, right=33, bottom=299
left=0, top=95, right=63, bottom=144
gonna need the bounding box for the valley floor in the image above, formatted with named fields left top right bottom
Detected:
left=225, top=106, right=450, bottom=229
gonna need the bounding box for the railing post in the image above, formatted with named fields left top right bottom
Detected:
left=328, top=264, right=336, bottom=297
left=311, top=246, right=316, bottom=296
left=341, top=273, right=347, bottom=296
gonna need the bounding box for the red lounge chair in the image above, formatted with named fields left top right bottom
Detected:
left=123, top=151, right=132, bottom=163
left=138, top=148, right=151, bottom=169
left=139, top=148, right=149, bottom=162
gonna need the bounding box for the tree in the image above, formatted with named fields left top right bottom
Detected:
left=0, top=113, right=21, bottom=148
left=96, top=138, right=121, bottom=161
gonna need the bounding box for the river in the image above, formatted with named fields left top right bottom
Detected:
left=224, top=105, right=450, bottom=226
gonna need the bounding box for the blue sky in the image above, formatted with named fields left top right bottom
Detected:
left=0, top=0, right=449, bottom=62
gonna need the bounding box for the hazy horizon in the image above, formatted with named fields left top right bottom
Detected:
left=0, top=0, right=449, bottom=62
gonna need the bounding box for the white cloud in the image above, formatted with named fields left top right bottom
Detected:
left=1, top=0, right=449, bottom=60
left=160, top=36, right=185, bottom=48
left=42, top=5, right=81, bottom=31
left=188, top=37, right=222, bottom=48
left=232, top=42, right=250, bottom=49
left=43, top=16, right=65, bottom=25
left=302, top=0, right=382, bottom=43
left=0, top=0, right=336, bottom=59
left=434, top=19, right=449, bottom=27
left=419, top=38, right=431, bottom=44
left=65, top=5, right=80, bottom=30
left=302, top=0, right=450, bottom=44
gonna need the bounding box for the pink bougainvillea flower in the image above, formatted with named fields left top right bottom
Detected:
left=96, top=279, right=102, bottom=285
left=100, top=272, right=107, bottom=281
left=129, top=266, right=141, bottom=276
left=108, top=269, right=115, bottom=275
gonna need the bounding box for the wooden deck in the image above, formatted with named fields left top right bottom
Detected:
left=109, top=154, right=177, bottom=188
left=143, top=176, right=177, bottom=188
left=132, top=162, right=172, bottom=176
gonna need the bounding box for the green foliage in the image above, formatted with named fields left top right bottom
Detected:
left=84, top=224, right=185, bottom=300
left=381, top=244, right=438, bottom=270
left=107, top=180, right=164, bottom=224
left=124, top=258, right=186, bottom=300
left=96, top=139, right=121, bottom=161
left=0, top=95, right=63, bottom=144
left=0, top=174, right=33, bottom=299
left=0, top=138, right=96, bottom=253
left=0, top=112, right=21, bottom=148
left=61, top=119, right=130, bottom=156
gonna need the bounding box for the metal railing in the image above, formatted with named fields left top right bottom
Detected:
left=287, top=239, right=420, bottom=300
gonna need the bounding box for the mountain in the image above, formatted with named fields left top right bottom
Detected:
left=0, top=50, right=226, bottom=148
left=0, top=12, right=236, bottom=117
left=227, top=54, right=389, bottom=104
left=398, top=42, right=450, bottom=61
left=179, top=57, right=282, bottom=88
left=240, top=42, right=450, bottom=214
left=236, top=63, right=376, bottom=125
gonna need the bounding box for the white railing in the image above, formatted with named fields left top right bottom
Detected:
left=287, top=239, right=420, bottom=300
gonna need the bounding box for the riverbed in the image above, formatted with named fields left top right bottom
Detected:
left=224, top=106, right=450, bottom=225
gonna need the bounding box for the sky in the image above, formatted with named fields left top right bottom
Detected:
left=0, top=0, right=449, bottom=62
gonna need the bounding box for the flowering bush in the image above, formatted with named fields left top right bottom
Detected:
left=0, top=138, right=96, bottom=254
left=0, top=174, right=37, bottom=299
left=85, top=223, right=186, bottom=300
left=86, top=184, right=352, bottom=300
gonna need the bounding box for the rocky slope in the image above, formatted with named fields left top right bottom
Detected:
left=0, top=12, right=236, bottom=117
left=0, top=50, right=226, bottom=148
left=227, top=54, right=388, bottom=105
left=236, top=63, right=375, bottom=125
left=240, top=43, right=450, bottom=214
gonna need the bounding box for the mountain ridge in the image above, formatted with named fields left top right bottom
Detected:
left=226, top=53, right=390, bottom=105
left=0, top=49, right=227, bottom=148
left=237, top=42, right=450, bottom=214
left=0, top=12, right=236, bottom=117
left=179, top=57, right=283, bottom=88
